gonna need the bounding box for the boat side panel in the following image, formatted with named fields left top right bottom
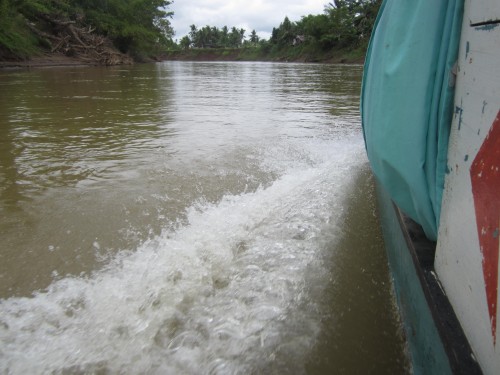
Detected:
left=468, top=0, right=500, bottom=25
left=376, top=184, right=452, bottom=375
left=435, top=0, right=500, bottom=373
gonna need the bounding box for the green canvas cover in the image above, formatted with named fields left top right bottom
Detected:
left=361, top=0, right=464, bottom=240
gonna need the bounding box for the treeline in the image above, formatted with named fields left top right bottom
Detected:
left=0, top=0, right=174, bottom=60
left=175, top=0, right=381, bottom=57
left=270, top=0, right=381, bottom=50
left=0, top=0, right=381, bottom=63
left=180, top=25, right=260, bottom=49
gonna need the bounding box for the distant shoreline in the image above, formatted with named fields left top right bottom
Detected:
left=161, top=48, right=365, bottom=65
left=0, top=52, right=131, bottom=69
left=0, top=49, right=364, bottom=69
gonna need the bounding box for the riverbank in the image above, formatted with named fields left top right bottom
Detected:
left=161, top=47, right=365, bottom=64
left=0, top=47, right=365, bottom=69
left=0, top=53, right=97, bottom=69
left=0, top=51, right=135, bottom=69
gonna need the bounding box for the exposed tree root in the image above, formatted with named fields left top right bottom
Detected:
left=26, top=14, right=133, bottom=66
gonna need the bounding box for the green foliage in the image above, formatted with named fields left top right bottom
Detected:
left=179, top=35, right=190, bottom=50
left=271, top=0, right=382, bottom=50
left=170, top=0, right=381, bottom=63
left=2, top=0, right=381, bottom=62
left=0, top=17, right=38, bottom=59
left=185, top=24, right=246, bottom=49
left=0, top=0, right=174, bottom=60
left=0, top=0, right=52, bottom=59
left=16, top=0, right=71, bottom=18
left=249, top=30, right=259, bottom=46
left=276, top=16, right=295, bottom=46
left=72, top=0, right=174, bottom=56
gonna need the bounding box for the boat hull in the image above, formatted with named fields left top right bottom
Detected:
left=376, top=182, right=481, bottom=375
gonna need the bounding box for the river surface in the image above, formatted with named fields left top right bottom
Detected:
left=0, top=62, right=409, bottom=374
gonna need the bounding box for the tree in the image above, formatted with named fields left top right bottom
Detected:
left=189, top=24, right=198, bottom=42
left=249, top=29, right=259, bottom=46
left=220, top=25, right=229, bottom=47
left=179, top=35, right=190, bottom=49
left=270, top=27, right=278, bottom=44
left=229, top=26, right=240, bottom=47
left=278, top=16, right=295, bottom=46
left=186, top=24, right=250, bottom=49
left=356, top=0, right=382, bottom=40
left=296, top=14, right=332, bottom=47
left=0, top=0, right=176, bottom=60
left=72, top=0, right=174, bottom=55
left=239, top=28, right=245, bottom=46
left=324, top=0, right=381, bottom=48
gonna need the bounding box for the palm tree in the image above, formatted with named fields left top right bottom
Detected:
left=250, top=29, right=259, bottom=46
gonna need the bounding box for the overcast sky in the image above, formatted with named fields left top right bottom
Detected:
left=170, top=0, right=328, bottom=41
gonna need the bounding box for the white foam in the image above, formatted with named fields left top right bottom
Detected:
left=0, top=137, right=366, bottom=374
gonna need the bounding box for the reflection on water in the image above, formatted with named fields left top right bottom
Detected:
left=0, top=62, right=409, bottom=373
left=0, top=65, right=180, bottom=296
left=306, top=167, right=409, bottom=374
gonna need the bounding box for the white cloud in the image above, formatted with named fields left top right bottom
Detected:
left=169, top=0, right=327, bottom=41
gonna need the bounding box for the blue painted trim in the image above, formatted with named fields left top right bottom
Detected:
left=376, top=182, right=482, bottom=375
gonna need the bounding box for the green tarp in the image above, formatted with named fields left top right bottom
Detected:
left=361, top=0, right=464, bottom=240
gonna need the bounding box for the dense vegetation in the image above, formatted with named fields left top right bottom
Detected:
left=0, top=0, right=381, bottom=64
left=180, top=26, right=259, bottom=49
left=173, top=0, right=381, bottom=63
left=0, top=0, right=174, bottom=61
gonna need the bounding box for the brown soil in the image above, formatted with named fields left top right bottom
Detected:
left=0, top=50, right=364, bottom=69
left=0, top=53, right=99, bottom=68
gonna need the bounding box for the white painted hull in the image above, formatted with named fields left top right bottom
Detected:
left=366, top=0, right=500, bottom=374
left=435, top=1, right=500, bottom=374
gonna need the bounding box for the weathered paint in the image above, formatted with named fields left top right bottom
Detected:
left=435, top=0, right=500, bottom=373
left=474, top=23, right=499, bottom=32
left=455, top=102, right=464, bottom=130
left=468, top=0, right=500, bottom=25
left=470, top=111, right=500, bottom=344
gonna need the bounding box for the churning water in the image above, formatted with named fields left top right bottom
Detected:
left=0, top=62, right=409, bottom=374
